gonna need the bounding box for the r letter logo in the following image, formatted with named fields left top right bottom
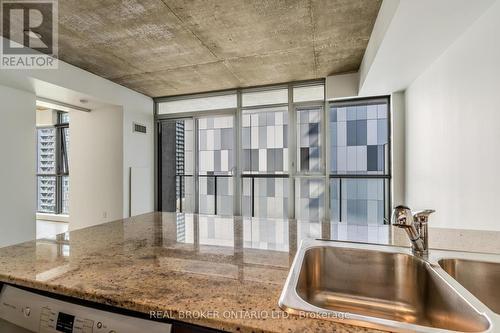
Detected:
left=1, top=0, right=58, bottom=69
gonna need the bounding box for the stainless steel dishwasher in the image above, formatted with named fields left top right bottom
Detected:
left=0, top=284, right=172, bottom=333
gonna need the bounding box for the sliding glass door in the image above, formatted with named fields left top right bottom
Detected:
left=158, top=114, right=235, bottom=216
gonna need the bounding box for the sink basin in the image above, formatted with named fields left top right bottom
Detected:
left=439, top=258, right=500, bottom=314
left=280, top=240, right=493, bottom=332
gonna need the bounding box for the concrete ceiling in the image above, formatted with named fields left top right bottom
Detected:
left=9, top=0, right=382, bottom=97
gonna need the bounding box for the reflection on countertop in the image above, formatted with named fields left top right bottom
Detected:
left=0, top=212, right=499, bottom=332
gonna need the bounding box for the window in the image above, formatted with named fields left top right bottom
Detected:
left=156, top=82, right=391, bottom=226
left=198, top=115, right=235, bottom=216
left=297, top=107, right=322, bottom=173
left=158, top=93, right=237, bottom=114
left=241, top=102, right=290, bottom=218
left=329, top=98, right=390, bottom=224
left=37, top=111, right=70, bottom=214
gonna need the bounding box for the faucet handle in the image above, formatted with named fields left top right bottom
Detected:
left=413, top=209, right=435, bottom=223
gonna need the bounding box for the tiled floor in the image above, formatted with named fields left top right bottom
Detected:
left=36, top=220, right=69, bottom=239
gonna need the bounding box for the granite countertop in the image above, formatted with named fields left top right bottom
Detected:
left=1, top=212, right=499, bottom=332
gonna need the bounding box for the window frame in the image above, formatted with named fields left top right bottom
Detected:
left=154, top=81, right=392, bottom=224
left=327, top=96, right=392, bottom=224
left=36, top=111, right=70, bottom=215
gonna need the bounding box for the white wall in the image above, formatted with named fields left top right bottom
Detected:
left=405, top=0, right=500, bottom=231
left=359, top=0, right=496, bottom=96
left=69, top=106, right=124, bottom=230
left=123, top=108, right=154, bottom=218
left=0, top=84, right=36, bottom=247
left=0, top=37, right=154, bottom=230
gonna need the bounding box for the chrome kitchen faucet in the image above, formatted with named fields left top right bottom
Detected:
left=391, top=205, right=435, bottom=256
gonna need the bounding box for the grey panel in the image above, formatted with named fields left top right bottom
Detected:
left=357, top=179, right=368, bottom=200
left=214, top=150, right=221, bottom=171
left=221, top=128, right=233, bottom=150
left=300, top=110, right=309, bottom=123
left=242, top=127, right=251, bottom=149
left=367, top=145, right=378, bottom=171
left=283, top=124, right=288, bottom=147
left=356, top=105, right=367, bottom=120
left=207, top=177, right=215, bottom=195
left=356, top=199, right=368, bottom=224
left=330, top=122, right=337, bottom=147
left=347, top=121, right=357, bottom=146
left=309, top=123, right=319, bottom=147
left=217, top=177, right=228, bottom=195
left=347, top=106, right=357, bottom=120
left=267, top=112, right=275, bottom=125
left=267, top=149, right=275, bottom=171
left=347, top=199, right=357, bottom=223
left=356, top=120, right=367, bottom=146
left=199, top=129, right=207, bottom=150
left=275, top=148, right=284, bottom=171
left=378, top=199, right=385, bottom=223
left=207, top=117, right=214, bottom=128
left=377, top=119, right=388, bottom=145
left=267, top=178, right=275, bottom=197
left=258, top=113, right=267, bottom=126
left=259, top=125, right=267, bottom=149
left=300, top=179, right=309, bottom=198
left=345, top=179, right=357, bottom=200
left=330, top=108, right=337, bottom=122
left=300, top=147, right=309, bottom=171
left=377, top=145, right=384, bottom=171
left=309, top=146, right=320, bottom=160
left=258, top=179, right=267, bottom=197
left=251, top=149, right=259, bottom=171
left=330, top=147, right=337, bottom=172
left=214, top=129, right=221, bottom=150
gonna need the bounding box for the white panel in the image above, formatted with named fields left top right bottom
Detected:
left=347, top=147, right=356, bottom=171
left=337, top=121, right=346, bottom=146
left=206, top=129, right=214, bottom=150
left=130, top=167, right=151, bottom=216
left=259, top=149, right=267, bottom=171
left=242, top=114, right=251, bottom=127
left=367, top=119, right=377, bottom=145
left=251, top=126, right=259, bottom=149
left=275, top=111, right=283, bottom=125
left=357, top=146, right=367, bottom=171
left=337, top=107, right=346, bottom=121
left=158, top=94, right=237, bottom=114
left=221, top=150, right=229, bottom=171
left=337, top=147, right=346, bottom=172
left=293, top=85, right=325, bottom=102
left=275, top=125, right=283, bottom=148
left=242, top=88, right=288, bottom=107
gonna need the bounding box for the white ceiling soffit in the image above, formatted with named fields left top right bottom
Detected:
left=37, top=97, right=91, bottom=113
left=358, top=0, right=496, bottom=96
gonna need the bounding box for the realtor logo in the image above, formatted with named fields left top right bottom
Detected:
left=1, top=0, right=58, bottom=69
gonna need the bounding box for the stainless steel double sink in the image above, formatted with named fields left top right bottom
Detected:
left=279, top=240, right=500, bottom=332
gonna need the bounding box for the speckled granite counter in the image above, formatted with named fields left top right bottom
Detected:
left=1, top=213, right=499, bottom=332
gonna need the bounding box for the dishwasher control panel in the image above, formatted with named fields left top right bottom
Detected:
left=0, top=285, right=172, bottom=333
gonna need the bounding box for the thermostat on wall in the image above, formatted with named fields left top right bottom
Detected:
left=133, top=122, right=147, bottom=134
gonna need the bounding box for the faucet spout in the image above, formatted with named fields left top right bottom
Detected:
left=391, top=205, right=434, bottom=256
